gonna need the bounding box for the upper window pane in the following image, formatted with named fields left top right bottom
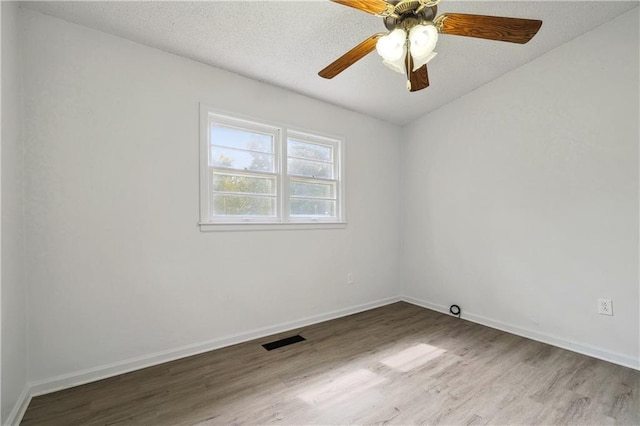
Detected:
left=288, top=139, right=332, bottom=162
left=287, top=158, right=332, bottom=179
left=211, top=125, right=273, bottom=153
left=287, top=138, right=336, bottom=179
left=211, top=146, right=275, bottom=173
left=210, top=122, right=276, bottom=173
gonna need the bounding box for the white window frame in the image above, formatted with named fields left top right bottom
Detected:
left=199, top=105, right=346, bottom=231
left=285, top=130, right=343, bottom=224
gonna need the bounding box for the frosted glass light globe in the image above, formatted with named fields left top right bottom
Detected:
left=376, top=28, right=407, bottom=62
left=409, top=24, right=438, bottom=70
left=382, top=44, right=408, bottom=74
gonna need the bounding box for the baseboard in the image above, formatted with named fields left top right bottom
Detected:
left=28, top=295, right=402, bottom=397
left=4, top=386, right=31, bottom=426
left=402, top=295, right=640, bottom=371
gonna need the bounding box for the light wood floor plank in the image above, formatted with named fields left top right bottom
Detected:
left=21, top=302, right=639, bottom=425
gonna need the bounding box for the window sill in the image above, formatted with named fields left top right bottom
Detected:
left=199, top=222, right=347, bottom=232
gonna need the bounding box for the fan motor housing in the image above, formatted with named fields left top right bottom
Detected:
left=383, top=1, right=438, bottom=31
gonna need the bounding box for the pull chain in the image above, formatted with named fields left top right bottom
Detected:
left=405, top=43, right=412, bottom=91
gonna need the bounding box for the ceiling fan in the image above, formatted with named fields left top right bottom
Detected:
left=318, top=0, right=543, bottom=92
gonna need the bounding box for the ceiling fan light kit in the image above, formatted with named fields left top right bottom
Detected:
left=375, top=25, right=438, bottom=74
left=319, top=0, right=543, bottom=92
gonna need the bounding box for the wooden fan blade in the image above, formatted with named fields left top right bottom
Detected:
left=319, top=33, right=385, bottom=79
left=330, top=0, right=392, bottom=16
left=406, top=55, right=429, bottom=92
left=436, top=13, right=542, bottom=44
left=409, top=65, right=429, bottom=92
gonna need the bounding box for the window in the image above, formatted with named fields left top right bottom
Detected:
left=200, top=106, right=344, bottom=230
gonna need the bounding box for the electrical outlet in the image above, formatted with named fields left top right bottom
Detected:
left=347, top=273, right=355, bottom=285
left=598, top=298, right=613, bottom=316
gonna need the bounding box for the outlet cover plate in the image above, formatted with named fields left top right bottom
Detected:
left=598, top=298, right=613, bottom=316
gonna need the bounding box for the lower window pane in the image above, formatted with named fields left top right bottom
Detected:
left=290, top=180, right=335, bottom=198
left=290, top=199, right=336, bottom=217
left=213, top=195, right=276, bottom=217
left=213, top=174, right=275, bottom=195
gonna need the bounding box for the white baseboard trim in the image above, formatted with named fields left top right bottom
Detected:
left=402, top=295, right=639, bottom=371
left=28, top=295, right=402, bottom=397
left=4, top=386, right=31, bottom=426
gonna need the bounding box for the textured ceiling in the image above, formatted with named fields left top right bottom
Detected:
left=21, top=1, right=639, bottom=125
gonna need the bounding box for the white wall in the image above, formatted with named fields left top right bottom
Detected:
left=1, top=1, right=28, bottom=424
left=402, top=8, right=639, bottom=368
left=20, top=9, right=401, bottom=387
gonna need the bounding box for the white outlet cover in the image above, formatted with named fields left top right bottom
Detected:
left=598, top=298, right=613, bottom=316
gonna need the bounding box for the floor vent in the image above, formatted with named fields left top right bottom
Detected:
left=262, top=334, right=306, bottom=351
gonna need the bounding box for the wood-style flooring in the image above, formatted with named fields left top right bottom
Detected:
left=21, top=302, right=639, bottom=425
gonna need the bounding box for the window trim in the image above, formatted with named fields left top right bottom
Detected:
left=199, top=104, right=346, bottom=231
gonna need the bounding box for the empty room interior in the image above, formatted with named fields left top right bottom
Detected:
left=1, top=0, right=639, bottom=424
